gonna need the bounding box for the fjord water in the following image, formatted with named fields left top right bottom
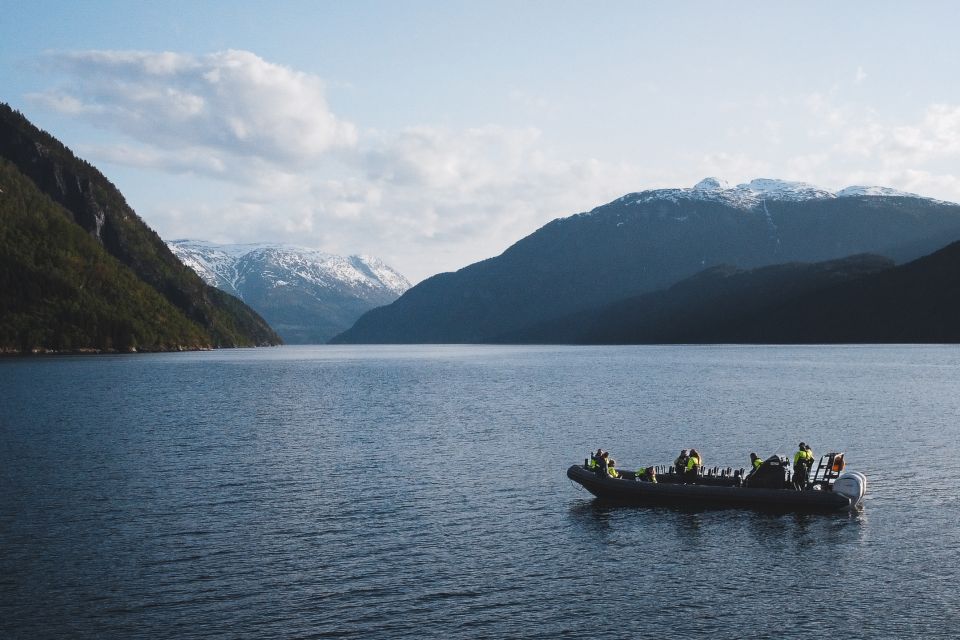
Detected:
left=2, top=345, right=959, bottom=638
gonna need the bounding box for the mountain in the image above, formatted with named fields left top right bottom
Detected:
left=0, top=103, right=280, bottom=352
left=0, top=158, right=210, bottom=352
left=168, top=241, right=410, bottom=344
left=496, top=254, right=895, bottom=343
left=332, top=178, right=960, bottom=344
left=527, top=239, right=960, bottom=344
left=712, top=240, right=960, bottom=343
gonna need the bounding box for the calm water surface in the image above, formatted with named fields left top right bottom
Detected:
left=2, top=345, right=959, bottom=638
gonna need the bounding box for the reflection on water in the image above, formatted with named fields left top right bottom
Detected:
left=1, top=345, right=959, bottom=638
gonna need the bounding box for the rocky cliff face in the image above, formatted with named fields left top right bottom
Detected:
left=0, top=103, right=281, bottom=349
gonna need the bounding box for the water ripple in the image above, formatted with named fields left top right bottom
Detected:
left=2, top=345, right=960, bottom=638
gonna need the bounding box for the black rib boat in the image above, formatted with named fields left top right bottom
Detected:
left=567, top=452, right=866, bottom=512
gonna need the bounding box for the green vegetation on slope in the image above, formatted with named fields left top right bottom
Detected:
left=0, top=159, right=211, bottom=352
left=0, top=103, right=281, bottom=348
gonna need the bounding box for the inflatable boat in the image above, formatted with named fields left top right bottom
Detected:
left=567, top=452, right=866, bottom=512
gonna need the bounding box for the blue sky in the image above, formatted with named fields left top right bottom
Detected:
left=3, top=1, right=960, bottom=282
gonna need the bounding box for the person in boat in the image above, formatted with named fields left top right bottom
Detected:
left=685, top=449, right=702, bottom=481
left=605, top=458, right=620, bottom=479
left=793, top=442, right=813, bottom=490
left=674, top=450, right=689, bottom=475
left=744, top=452, right=763, bottom=481
left=635, top=466, right=657, bottom=483
left=589, top=448, right=607, bottom=470
left=589, top=449, right=610, bottom=476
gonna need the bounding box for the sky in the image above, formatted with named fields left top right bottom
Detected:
left=3, top=1, right=960, bottom=283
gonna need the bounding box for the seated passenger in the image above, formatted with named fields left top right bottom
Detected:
left=635, top=466, right=657, bottom=483
left=606, top=458, right=620, bottom=479
left=750, top=452, right=762, bottom=470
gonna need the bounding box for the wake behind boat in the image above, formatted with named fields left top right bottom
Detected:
left=568, top=452, right=866, bottom=512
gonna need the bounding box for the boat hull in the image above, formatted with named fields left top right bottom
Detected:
left=567, top=465, right=855, bottom=512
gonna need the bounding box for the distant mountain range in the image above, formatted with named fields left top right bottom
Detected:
left=332, top=178, right=960, bottom=344
left=0, top=103, right=280, bottom=353
left=168, top=240, right=410, bottom=343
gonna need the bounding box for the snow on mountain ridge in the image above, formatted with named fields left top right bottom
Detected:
left=834, top=185, right=920, bottom=198
left=168, top=240, right=411, bottom=299
left=621, top=178, right=944, bottom=211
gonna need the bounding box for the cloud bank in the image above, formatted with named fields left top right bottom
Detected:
left=33, top=49, right=356, bottom=166
left=30, top=49, right=647, bottom=281
left=28, top=49, right=960, bottom=282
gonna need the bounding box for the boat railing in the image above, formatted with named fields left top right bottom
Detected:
left=810, top=452, right=845, bottom=488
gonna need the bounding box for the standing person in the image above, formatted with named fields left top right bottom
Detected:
left=589, top=448, right=606, bottom=470
left=674, top=450, right=689, bottom=475
left=686, top=449, right=702, bottom=481
left=793, top=442, right=812, bottom=490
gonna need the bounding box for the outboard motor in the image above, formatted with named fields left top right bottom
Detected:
left=832, top=471, right=867, bottom=508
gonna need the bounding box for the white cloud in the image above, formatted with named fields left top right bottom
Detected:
left=790, top=92, right=960, bottom=201
left=830, top=103, right=960, bottom=167
left=27, top=49, right=660, bottom=281
left=156, top=126, right=647, bottom=281
left=31, top=49, right=357, bottom=166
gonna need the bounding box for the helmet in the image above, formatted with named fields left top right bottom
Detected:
left=799, top=442, right=806, bottom=448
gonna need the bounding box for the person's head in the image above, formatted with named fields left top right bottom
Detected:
left=750, top=452, right=759, bottom=461
left=799, top=442, right=806, bottom=449
left=690, top=449, right=699, bottom=457
left=648, top=467, right=657, bottom=476
left=608, top=459, right=615, bottom=466
left=681, top=449, right=688, bottom=456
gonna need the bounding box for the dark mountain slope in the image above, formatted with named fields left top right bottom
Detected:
left=726, top=240, right=960, bottom=343
left=333, top=188, right=960, bottom=344
left=502, top=240, right=960, bottom=344
left=0, top=158, right=209, bottom=352
left=498, top=254, right=895, bottom=343
left=0, top=104, right=280, bottom=347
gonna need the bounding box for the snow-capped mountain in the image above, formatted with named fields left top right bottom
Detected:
left=334, top=178, right=960, bottom=344
left=168, top=240, right=410, bottom=344
left=621, top=177, right=933, bottom=210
